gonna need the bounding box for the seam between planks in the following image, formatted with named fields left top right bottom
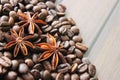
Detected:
left=85, top=0, right=120, bottom=56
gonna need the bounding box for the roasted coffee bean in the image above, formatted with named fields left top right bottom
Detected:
left=78, top=63, right=88, bottom=73
left=41, top=9, right=48, bottom=15
left=16, top=76, right=24, bottom=80
left=45, top=15, right=54, bottom=22
left=25, top=4, right=33, bottom=10
left=22, top=73, right=35, bottom=80
left=52, top=21, right=60, bottom=26
left=68, top=18, right=76, bottom=26
left=38, top=12, right=47, bottom=19
left=32, top=54, right=38, bottom=63
left=66, top=54, right=76, bottom=59
left=31, top=69, right=40, bottom=79
left=61, top=21, right=70, bottom=25
left=9, top=17, right=14, bottom=26
left=3, top=51, right=12, bottom=59
left=82, top=57, right=91, bottom=64
left=62, top=25, right=71, bottom=29
left=5, top=71, right=17, bottom=80
left=56, top=73, right=64, bottom=80
left=69, top=40, right=75, bottom=46
left=43, top=25, right=52, bottom=32
left=88, top=64, right=96, bottom=77
left=30, top=0, right=38, bottom=5
left=75, top=42, right=88, bottom=51
left=33, top=5, right=41, bottom=12
left=43, top=61, right=52, bottom=71
left=1, top=0, right=9, bottom=4
left=74, top=48, right=83, bottom=58
left=71, top=74, right=79, bottom=80
left=59, top=17, right=68, bottom=22
left=73, top=58, right=82, bottom=64
left=80, top=72, right=90, bottom=80
left=3, top=3, right=12, bottom=11
left=61, top=35, right=69, bottom=41
left=10, top=0, right=19, bottom=6
left=37, top=2, right=47, bottom=9
left=49, top=9, right=57, bottom=17
left=25, top=59, right=34, bottom=67
left=0, top=15, right=9, bottom=21
left=33, top=63, right=43, bottom=71
left=18, top=3, right=25, bottom=11
left=59, top=26, right=67, bottom=34
left=62, top=41, right=70, bottom=49
left=0, top=56, right=12, bottom=67
left=56, top=4, right=66, bottom=12
left=64, top=73, right=71, bottom=80
left=51, top=72, right=57, bottom=80
left=9, top=11, right=17, bottom=18
left=18, top=63, right=29, bottom=74
left=70, top=26, right=79, bottom=34
left=72, top=36, right=82, bottom=42
left=71, top=63, right=78, bottom=73
left=46, top=1, right=55, bottom=9
left=12, top=24, right=20, bottom=32
left=57, top=63, right=71, bottom=73
left=0, top=65, right=7, bottom=74
left=42, top=70, right=51, bottom=80
left=68, top=46, right=75, bottom=53
left=11, top=60, right=19, bottom=70
left=67, top=30, right=74, bottom=38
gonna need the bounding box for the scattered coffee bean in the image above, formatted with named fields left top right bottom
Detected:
left=75, top=42, right=88, bottom=51
left=56, top=4, right=66, bottom=12
left=82, top=57, right=91, bottom=64
left=43, top=61, right=52, bottom=72
left=25, top=58, right=34, bottom=68
left=78, top=63, right=88, bottom=73
left=5, top=71, right=17, bottom=80
left=18, top=63, right=29, bottom=74
left=43, top=70, right=51, bottom=80
left=11, top=60, right=19, bottom=70
left=46, top=1, right=55, bottom=9
left=0, top=65, right=7, bottom=74
left=51, top=72, right=57, bottom=80
left=73, top=58, right=82, bottom=64
left=68, top=18, right=76, bottom=26
left=74, top=48, right=83, bottom=58
left=56, top=72, right=64, bottom=80
left=71, top=63, right=78, bottom=73
left=33, top=63, right=43, bottom=71
left=88, top=64, right=96, bottom=77
left=80, top=72, right=90, bottom=80
left=71, top=74, right=79, bottom=80
left=70, top=26, right=79, bottom=34
left=31, top=69, right=40, bottom=79
left=64, top=73, right=71, bottom=80
left=3, top=51, right=12, bottom=59
left=72, top=36, right=82, bottom=42
left=22, top=73, right=35, bottom=80
left=45, top=15, right=54, bottom=22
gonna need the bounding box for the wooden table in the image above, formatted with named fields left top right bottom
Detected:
left=58, top=0, right=120, bottom=79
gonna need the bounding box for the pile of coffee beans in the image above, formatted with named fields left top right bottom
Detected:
left=0, top=0, right=98, bottom=80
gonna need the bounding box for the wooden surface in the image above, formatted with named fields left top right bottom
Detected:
left=59, top=0, right=120, bottom=80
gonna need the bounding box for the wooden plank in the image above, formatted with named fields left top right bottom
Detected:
left=59, top=0, right=118, bottom=47
left=87, top=2, right=120, bottom=80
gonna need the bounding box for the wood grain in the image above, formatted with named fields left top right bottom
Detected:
left=87, top=2, right=120, bottom=80
left=60, top=0, right=118, bottom=47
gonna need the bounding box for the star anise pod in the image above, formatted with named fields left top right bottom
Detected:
left=4, top=27, right=35, bottom=57
left=17, top=11, right=47, bottom=35
left=36, top=34, right=67, bottom=70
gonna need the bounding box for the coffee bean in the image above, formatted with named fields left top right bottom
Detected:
left=67, top=30, right=74, bottom=38
left=80, top=72, right=90, bottom=80
left=25, top=59, right=34, bottom=68
left=11, top=60, right=19, bottom=70
left=42, top=25, right=52, bottom=32
left=18, top=3, right=25, bottom=11
left=64, top=73, right=71, bottom=80
left=45, top=15, right=54, bottom=22
left=30, top=0, right=38, bottom=5
left=59, top=26, right=67, bottom=34
left=46, top=1, right=55, bottom=9
left=56, top=4, right=66, bottom=12
left=1, top=0, right=9, bottom=4
left=74, top=49, right=83, bottom=58
left=62, top=41, right=70, bottom=49
left=9, top=11, right=17, bottom=18
left=33, top=63, right=43, bottom=71
left=18, top=63, right=29, bottom=74
left=75, top=42, right=88, bottom=51
left=32, top=54, right=38, bottom=63
left=68, top=18, right=76, bottom=26
left=9, top=17, right=14, bottom=26
left=49, top=9, right=57, bottom=17
left=43, top=61, right=52, bottom=71
left=3, top=51, right=12, bottom=59
left=61, top=35, right=69, bottom=41
left=52, top=20, right=61, bottom=26
left=56, top=73, right=64, bottom=80
left=57, top=63, right=71, bottom=73
left=68, top=46, right=75, bottom=53
left=59, top=17, right=68, bottom=22
left=61, top=21, right=70, bottom=25
left=69, top=40, right=75, bottom=46
left=71, top=74, right=79, bottom=80
left=73, top=58, right=82, bottom=64
left=22, top=73, right=35, bottom=80
left=12, top=24, right=20, bottom=32
left=37, top=2, right=47, bottom=9
left=72, top=36, right=82, bottom=42
left=51, top=72, right=57, bottom=80
left=0, top=65, right=7, bottom=74
left=0, top=15, right=9, bottom=21
left=66, top=54, right=76, bottom=59
left=88, top=64, right=96, bottom=77
left=78, top=63, right=88, bottom=73
left=31, top=69, right=40, bottom=79
left=82, top=57, right=91, bottom=64
left=43, top=70, right=51, bottom=80
left=5, top=71, right=17, bottom=80
left=33, top=5, right=41, bottom=12
left=71, top=63, right=78, bottom=73
left=70, top=26, right=79, bottom=34
left=10, top=0, right=19, bottom=6
left=0, top=56, right=12, bottom=68
left=25, top=4, right=33, bottom=10
left=16, top=76, right=24, bottom=80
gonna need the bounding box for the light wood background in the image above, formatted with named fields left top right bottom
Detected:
left=58, top=0, right=120, bottom=80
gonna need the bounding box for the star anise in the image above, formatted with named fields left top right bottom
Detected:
left=4, top=27, right=35, bottom=57
left=36, top=34, right=67, bottom=70
left=17, top=11, right=47, bottom=35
